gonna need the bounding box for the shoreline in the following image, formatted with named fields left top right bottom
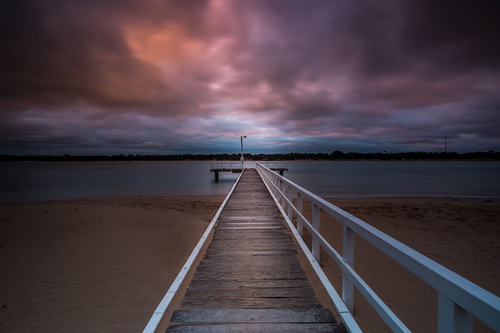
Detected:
left=1, top=195, right=499, bottom=332
left=2, top=193, right=499, bottom=207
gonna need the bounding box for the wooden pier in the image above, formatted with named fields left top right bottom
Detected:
left=166, top=168, right=345, bottom=332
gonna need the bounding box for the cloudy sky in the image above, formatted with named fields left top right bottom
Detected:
left=1, top=0, right=499, bottom=155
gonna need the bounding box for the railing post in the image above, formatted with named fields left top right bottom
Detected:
left=280, top=179, right=284, bottom=207
left=438, top=293, right=473, bottom=333
left=343, top=225, right=355, bottom=314
left=287, top=185, right=293, bottom=219
left=273, top=175, right=280, bottom=197
left=297, top=192, right=303, bottom=238
left=312, top=203, right=320, bottom=262
left=275, top=175, right=279, bottom=198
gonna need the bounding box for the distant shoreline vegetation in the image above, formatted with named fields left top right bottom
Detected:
left=1, top=150, right=499, bottom=161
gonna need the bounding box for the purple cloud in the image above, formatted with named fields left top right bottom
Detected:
left=0, top=0, right=499, bottom=154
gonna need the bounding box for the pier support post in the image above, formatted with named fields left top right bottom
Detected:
left=214, top=171, right=219, bottom=181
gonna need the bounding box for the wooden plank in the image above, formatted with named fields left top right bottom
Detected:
left=208, top=239, right=295, bottom=246
left=188, top=279, right=312, bottom=289
left=207, top=239, right=295, bottom=248
left=216, top=226, right=286, bottom=230
left=180, top=297, right=324, bottom=309
left=167, top=323, right=343, bottom=333
left=200, top=258, right=301, bottom=266
left=212, top=232, right=292, bottom=240
left=222, top=206, right=278, bottom=211
left=209, top=237, right=291, bottom=243
left=223, top=204, right=278, bottom=209
left=218, top=216, right=283, bottom=221
left=170, top=308, right=336, bottom=323
left=213, top=228, right=289, bottom=233
left=200, top=255, right=302, bottom=265
left=192, top=271, right=308, bottom=281
left=210, top=236, right=292, bottom=242
left=185, top=287, right=316, bottom=298
left=220, top=211, right=280, bottom=216
left=221, top=210, right=280, bottom=215
left=216, top=222, right=284, bottom=225
left=206, top=245, right=297, bottom=252
left=224, top=199, right=273, bottom=202
left=204, top=250, right=297, bottom=256
left=206, top=244, right=297, bottom=252
left=195, top=263, right=304, bottom=273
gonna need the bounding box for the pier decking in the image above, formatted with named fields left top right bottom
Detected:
left=166, top=168, right=345, bottom=332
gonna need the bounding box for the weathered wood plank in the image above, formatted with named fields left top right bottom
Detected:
left=195, top=263, right=304, bottom=273
left=216, top=222, right=284, bottom=228
left=206, top=246, right=297, bottom=252
left=207, top=240, right=295, bottom=247
left=208, top=238, right=293, bottom=245
left=211, top=233, right=292, bottom=240
left=170, top=308, right=336, bottom=323
left=217, top=220, right=282, bottom=223
left=223, top=204, right=278, bottom=210
left=215, top=226, right=286, bottom=230
left=207, top=240, right=294, bottom=248
left=213, top=228, right=289, bottom=234
left=188, top=279, right=312, bottom=289
left=192, top=271, right=309, bottom=281
left=222, top=209, right=279, bottom=216
left=218, top=216, right=283, bottom=221
left=206, top=245, right=297, bottom=252
left=166, top=323, right=344, bottom=333
left=200, top=255, right=302, bottom=265
left=204, top=250, right=297, bottom=256
left=185, top=287, right=317, bottom=298
left=180, top=297, right=324, bottom=309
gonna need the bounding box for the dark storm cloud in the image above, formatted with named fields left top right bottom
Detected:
left=0, top=0, right=213, bottom=113
left=0, top=0, right=499, bottom=154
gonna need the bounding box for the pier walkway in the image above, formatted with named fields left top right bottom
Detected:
left=166, top=168, right=345, bottom=332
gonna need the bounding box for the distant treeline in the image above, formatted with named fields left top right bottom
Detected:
left=1, top=150, right=499, bottom=161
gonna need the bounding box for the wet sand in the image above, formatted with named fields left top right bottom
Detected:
left=1, top=196, right=499, bottom=332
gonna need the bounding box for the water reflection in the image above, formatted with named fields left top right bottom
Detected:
left=1, top=160, right=498, bottom=204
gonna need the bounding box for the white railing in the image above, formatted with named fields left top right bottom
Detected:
left=142, top=170, right=245, bottom=333
left=256, top=163, right=500, bottom=333
left=261, top=162, right=288, bottom=169
left=210, top=162, right=242, bottom=171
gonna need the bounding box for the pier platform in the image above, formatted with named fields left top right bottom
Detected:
left=166, top=168, right=345, bottom=332
left=210, top=163, right=288, bottom=180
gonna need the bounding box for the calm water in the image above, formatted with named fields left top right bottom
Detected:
left=0, top=161, right=499, bottom=204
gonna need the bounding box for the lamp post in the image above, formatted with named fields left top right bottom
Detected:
left=240, top=135, right=247, bottom=169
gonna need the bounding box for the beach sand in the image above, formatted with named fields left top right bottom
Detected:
left=1, top=196, right=499, bottom=332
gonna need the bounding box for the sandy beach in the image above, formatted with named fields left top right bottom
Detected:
left=1, top=196, right=499, bottom=332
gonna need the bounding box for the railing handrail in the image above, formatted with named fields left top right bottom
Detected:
left=210, top=162, right=242, bottom=168
left=261, top=162, right=288, bottom=168
left=256, top=162, right=500, bottom=333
